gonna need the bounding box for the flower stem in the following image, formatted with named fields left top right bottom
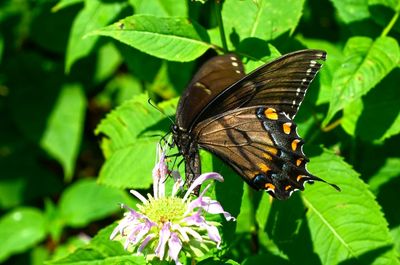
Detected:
left=215, top=0, right=228, bottom=52
left=381, top=8, right=399, bottom=37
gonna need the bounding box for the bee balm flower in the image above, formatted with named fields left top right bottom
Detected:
left=110, top=144, right=235, bottom=264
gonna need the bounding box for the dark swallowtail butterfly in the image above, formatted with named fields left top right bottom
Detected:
left=171, top=50, right=339, bottom=200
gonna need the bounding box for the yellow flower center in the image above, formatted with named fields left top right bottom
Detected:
left=142, top=197, right=186, bottom=224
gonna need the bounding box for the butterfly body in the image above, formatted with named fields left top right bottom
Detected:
left=172, top=50, right=339, bottom=200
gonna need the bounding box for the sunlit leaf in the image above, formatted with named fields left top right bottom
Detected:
left=324, top=36, right=400, bottom=125
left=222, top=0, right=305, bottom=49
left=88, top=14, right=212, bottom=62
left=95, top=94, right=177, bottom=189
left=330, top=0, right=370, bottom=23
left=0, top=208, right=46, bottom=262
left=303, top=149, right=399, bottom=265
left=130, top=0, right=188, bottom=17
left=40, top=84, right=86, bottom=180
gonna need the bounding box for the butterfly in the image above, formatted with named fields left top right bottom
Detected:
left=171, top=50, right=340, bottom=200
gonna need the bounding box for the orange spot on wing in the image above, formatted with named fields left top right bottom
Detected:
left=258, top=163, right=270, bottom=173
left=265, top=108, right=278, bottom=120
left=265, top=183, right=275, bottom=191
left=297, top=175, right=305, bottom=182
left=283, top=122, right=292, bottom=134
left=262, top=153, right=273, bottom=161
left=285, top=185, right=292, bottom=191
left=291, top=139, right=301, bottom=151
left=296, top=158, right=303, bottom=166
left=266, top=146, right=278, bottom=155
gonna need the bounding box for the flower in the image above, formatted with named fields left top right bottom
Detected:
left=110, top=144, right=235, bottom=265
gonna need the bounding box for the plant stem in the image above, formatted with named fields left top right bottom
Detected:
left=215, top=0, right=228, bottom=52
left=322, top=118, right=342, bottom=132
left=381, top=9, right=399, bottom=37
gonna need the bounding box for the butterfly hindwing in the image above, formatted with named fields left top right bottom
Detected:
left=194, top=106, right=327, bottom=200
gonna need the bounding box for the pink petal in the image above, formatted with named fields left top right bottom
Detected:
left=152, top=143, right=169, bottom=199
left=168, top=232, right=183, bottom=265
left=155, top=222, right=171, bottom=259
left=138, top=233, right=155, bottom=253
left=187, top=196, right=235, bottom=221
left=183, top=173, right=224, bottom=201
left=172, top=224, right=190, bottom=242
left=184, top=212, right=221, bottom=246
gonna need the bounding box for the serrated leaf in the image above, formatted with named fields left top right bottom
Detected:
left=59, top=179, right=132, bottom=227
left=65, top=0, right=127, bottom=72
left=88, top=14, right=212, bottom=62
left=40, top=84, right=86, bottom=180
left=302, top=149, right=399, bottom=265
left=324, top=36, right=400, bottom=126
left=222, top=0, right=305, bottom=49
left=0, top=208, right=46, bottom=262
left=330, top=0, right=370, bottom=23
left=95, top=94, right=177, bottom=189
left=341, top=68, right=400, bottom=141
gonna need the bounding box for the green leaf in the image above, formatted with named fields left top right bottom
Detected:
left=235, top=186, right=254, bottom=233
left=222, top=0, right=305, bottom=49
left=40, top=84, right=86, bottom=180
left=368, top=158, right=400, bottom=193
left=302, top=149, right=399, bottom=265
left=59, top=179, right=132, bottom=227
left=341, top=68, right=400, bottom=141
left=130, top=0, right=188, bottom=17
left=324, top=36, right=400, bottom=126
left=93, top=42, right=122, bottom=84
left=65, top=0, right=127, bottom=72
left=88, top=14, right=212, bottom=62
left=330, top=0, right=370, bottom=23
left=369, top=0, right=400, bottom=10
left=95, top=94, right=177, bottom=189
left=0, top=208, right=46, bottom=262
left=48, top=224, right=147, bottom=264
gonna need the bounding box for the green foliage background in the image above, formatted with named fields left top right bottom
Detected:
left=1, top=0, right=400, bottom=264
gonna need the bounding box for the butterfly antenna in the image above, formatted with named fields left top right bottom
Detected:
left=147, top=98, right=175, bottom=125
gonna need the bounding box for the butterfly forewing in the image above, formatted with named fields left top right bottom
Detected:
left=190, top=50, right=326, bottom=130
left=176, top=53, right=245, bottom=130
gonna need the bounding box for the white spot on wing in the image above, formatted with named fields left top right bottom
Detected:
left=230, top=56, right=237, bottom=61
left=232, top=62, right=239, bottom=67
left=310, top=60, right=317, bottom=67
left=306, top=68, right=312, bottom=75
left=235, top=70, right=241, bottom=74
